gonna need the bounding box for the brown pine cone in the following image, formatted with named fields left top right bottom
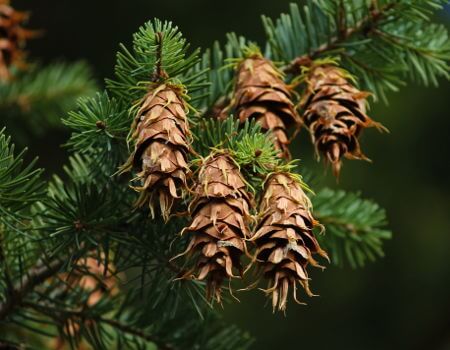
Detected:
left=123, top=84, right=191, bottom=221
left=251, top=172, right=327, bottom=312
left=0, top=0, right=37, bottom=81
left=301, top=64, right=386, bottom=176
left=232, top=54, right=301, bottom=158
left=177, top=152, right=252, bottom=303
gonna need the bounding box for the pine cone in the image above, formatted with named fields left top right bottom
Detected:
left=0, top=0, right=37, bottom=81
left=301, top=64, right=386, bottom=176
left=251, top=172, right=327, bottom=312
left=123, top=84, right=191, bottom=221
left=232, top=55, right=301, bottom=158
left=178, top=152, right=252, bottom=303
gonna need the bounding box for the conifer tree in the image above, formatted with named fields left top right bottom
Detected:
left=0, top=0, right=449, bottom=348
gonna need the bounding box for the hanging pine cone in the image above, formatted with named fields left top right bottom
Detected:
left=251, top=172, right=327, bottom=312
left=0, top=0, right=36, bottom=81
left=122, top=84, right=191, bottom=221
left=232, top=54, right=301, bottom=159
left=176, top=152, right=252, bottom=303
left=301, top=64, right=386, bottom=176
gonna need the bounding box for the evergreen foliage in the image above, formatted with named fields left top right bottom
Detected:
left=1, top=0, right=449, bottom=348
left=0, top=128, right=44, bottom=226
left=0, top=62, right=96, bottom=138
left=107, top=20, right=206, bottom=105
left=263, top=0, right=449, bottom=101
left=312, top=188, right=391, bottom=268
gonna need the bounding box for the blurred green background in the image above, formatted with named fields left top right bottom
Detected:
left=12, top=1, right=450, bottom=349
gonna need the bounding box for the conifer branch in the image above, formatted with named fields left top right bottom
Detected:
left=98, top=318, right=174, bottom=350
left=284, top=2, right=396, bottom=74
left=0, top=62, right=96, bottom=131
left=0, top=258, right=63, bottom=321
left=22, top=301, right=175, bottom=350
left=0, top=240, right=14, bottom=294
left=313, top=188, right=391, bottom=268
left=152, top=32, right=167, bottom=82
left=3, top=0, right=448, bottom=343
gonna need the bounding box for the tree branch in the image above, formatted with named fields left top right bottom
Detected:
left=23, top=301, right=175, bottom=350
left=0, top=234, right=14, bottom=293
left=101, top=317, right=174, bottom=350
left=0, top=258, right=64, bottom=321
left=151, top=31, right=168, bottom=82
left=283, top=2, right=396, bottom=74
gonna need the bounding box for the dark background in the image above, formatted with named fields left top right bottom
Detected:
left=13, top=1, right=450, bottom=349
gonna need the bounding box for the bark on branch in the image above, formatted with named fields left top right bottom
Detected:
left=0, top=258, right=64, bottom=321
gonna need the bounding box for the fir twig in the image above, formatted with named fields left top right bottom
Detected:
left=99, top=318, right=174, bottom=350
left=22, top=301, right=175, bottom=350
left=0, top=258, right=64, bottom=321
left=283, top=2, right=396, bottom=73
